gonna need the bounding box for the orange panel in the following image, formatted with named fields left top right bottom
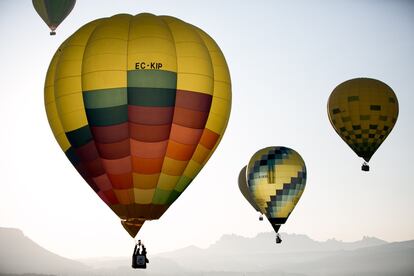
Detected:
left=132, top=156, right=164, bottom=174
left=166, top=140, right=197, bottom=161
left=113, top=189, right=134, bottom=205
left=130, top=139, right=168, bottom=158
left=199, top=128, right=220, bottom=150
left=170, top=124, right=203, bottom=145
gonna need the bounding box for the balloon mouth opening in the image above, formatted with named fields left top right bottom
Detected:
left=121, top=218, right=146, bottom=238
left=271, top=224, right=281, bottom=233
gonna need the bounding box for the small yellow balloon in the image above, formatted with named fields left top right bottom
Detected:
left=328, top=78, right=398, bottom=171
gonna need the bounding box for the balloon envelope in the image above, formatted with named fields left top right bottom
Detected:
left=238, top=166, right=261, bottom=212
left=328, top=78, right=398, bottom=163
left=44, top=13, right=232, bottom=237
left=32, top=0, right=76, bottom=34
left=246, top=147, right=306, bottom=233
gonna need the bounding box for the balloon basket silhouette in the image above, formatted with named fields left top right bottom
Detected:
left=49, top=31, right=56, bottom=35
left=259, top=215, right=263, bottom=221
left=361, top=162, right=370, bottom=172
left=132, top=240, right=148, bottom=269
left=276, top=233, right=282, bottom=244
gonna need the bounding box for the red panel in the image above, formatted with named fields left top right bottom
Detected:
left=128, top=106, right=174, bottom=125
left=108, top=173, right=133, bottom=189
left=95, top=139, right=130, bottom=159
left=93, top=174, right=112, bottom=191
left=83, top=158, right=106, bottom=177
left=173, top=107, right=209, bottom=128
left=91, top=122, right=129, bottom=143
left=101, top=156, right=131, bottom=174
left=103, top=190, right=119, bottom=204
left=129, top=123, right=171, bottom=142
left=98, top=191, right=110, bottom=205
left=176, top=90, right=212, bottom=112
left=75, top=140, right=99, bottom=162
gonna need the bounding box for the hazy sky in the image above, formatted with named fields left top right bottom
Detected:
left=0, top=0, right=413, bottom=259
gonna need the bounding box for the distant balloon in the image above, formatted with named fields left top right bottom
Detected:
left=44, top=13, right=232, bottom=238
left=32, top=0, right=76, bottom=35
left=238, top=166, right=261, bottom=213
left=327, top=78, right=399, bottom=171
left=246, top=147, right=306, bottom=238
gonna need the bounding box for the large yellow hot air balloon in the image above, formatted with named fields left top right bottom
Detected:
left=327, top=78, right=398, bottom=171
left=44, top=13, right=231, bottom=238
left=246, top=147, right=306, bottom=243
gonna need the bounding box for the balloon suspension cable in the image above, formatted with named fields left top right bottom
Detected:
left=361, top=162, right=370, bottom=172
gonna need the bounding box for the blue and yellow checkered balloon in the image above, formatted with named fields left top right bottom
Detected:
left=246, top=147, right=306, bottom=233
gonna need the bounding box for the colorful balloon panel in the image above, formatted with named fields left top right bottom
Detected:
left=247, top=147, right=306, bottom=232
left=328, top=78, right=398, bottom=162
left=32, top=0, right=76, bottom=34
left=44, top=13, right=231, bottom=237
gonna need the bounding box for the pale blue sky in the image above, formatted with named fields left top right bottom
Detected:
left=0, top=0, right=413, bottom=258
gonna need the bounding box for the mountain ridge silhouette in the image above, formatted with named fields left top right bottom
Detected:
left=1, top=227, right=413, bottom=276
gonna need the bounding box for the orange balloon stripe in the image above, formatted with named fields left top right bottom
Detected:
left=169, top=124, right=203, bottom=145
left=132, top=156, right=164, bottom=174
left=130, top=139, right=168, bottom=159
left=166, top=140, right=198, bottom=161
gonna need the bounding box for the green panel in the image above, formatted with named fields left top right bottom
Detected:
left=65, top=146, right=80, bottom=165
left=128, top=88, right=176, bottom=107
left=128, top=70, right=177, bottom=89
left=152, top=189, right=171, bottom=204
left=85, top=105, right=128, bottom=126
left=175, top=176, right=193, bottom=192
left=166, top=190, right=181, bottom=205
left=65, top=125, right=93, bottom=148
left=83, top=88, right=127, bottom=109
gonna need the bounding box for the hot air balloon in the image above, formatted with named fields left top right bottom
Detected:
left=327, top=78, right=398, bottom=171
left=246, top=147, right=306, bottom=243
left=44, top=13, right=231, bottom=243
left=32, top=0, right=76, bottom=35
left=238, top=166, right=262, bottom=220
